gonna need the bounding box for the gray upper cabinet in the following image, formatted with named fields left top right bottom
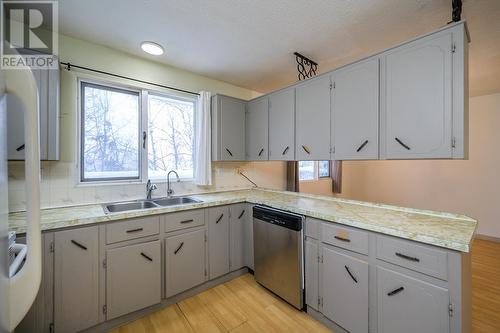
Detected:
left=7, top=65, right=60, bottom=161
left=165, top=228, right=206, bottom=298
left=208, top=206, right=230, bottom=279
left=295, top=75, right=331, bottom=160
left=268, top=88, right=295, bottom=160
left=382, top=31, right=453, bottom=159
left=377, top=267, right=450, bottom=333
left=54, top=226, right=99, bottom=333
left=106, top=240, right=161, bottom=320
left=246, top=97, right=269, bottom=160
left=211, top=94, right=246, bottom=161
left=229, top=204, right=247, bottom=271
left=332, top=58, right=379, bottom=160
left=321, top=246, right=369, bottom=333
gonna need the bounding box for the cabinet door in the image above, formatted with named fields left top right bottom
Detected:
left=106, top=240, right=161, bottom=320
left=212, top=95, right=246, bottom=161
left=246, top=97, right=269, bottom=160
left=305, top=239, right=319, bottom=311
left=208, top=206, right=230, bottom=279
left=269, top=88, right=295, bottom=160
left=383, top=32, right=453, bottom=159
left=321, top=247, right=368, bottom=333
left=54, top=227, right=99, bottom=333
left=243, top=204, right=254, bottom=270
left=296, top=75, right=331, bottom=160
left=377, top=267, right=450, bottom=333
left=230, top=204, right=247, bottom=271
left=333, top=58, right=379, bottom=160
left=165, top=229, right=206, bottom=298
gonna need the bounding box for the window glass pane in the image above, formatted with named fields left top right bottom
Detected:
left=81, top=83, right=140, bottom=181
left=298, top=161, right=315, bottom=181
left=319, top=161, right=330, bottom=178
left=147, top=94, right=195, bottom=180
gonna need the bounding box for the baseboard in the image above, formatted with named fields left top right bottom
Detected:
left=81, top=267, right=250, bottom=333
left=306, top=306, right=347, bottom=333
left=474, top=234, right=500, bottom=243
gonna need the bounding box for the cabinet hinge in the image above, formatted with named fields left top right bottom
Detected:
left=321, top=254, right=324, bottom=263
left=49, top=322, right=54, bottom=333
left=320, top=297, right=324, bottom=307
left=49, top=242, right=55, bottom=253
left=102, top=258, right=107, bottom=269
left=103, top=305, right=107, bottom=315
left=448, top=303, right=454, bottom=317
left=330, top=82, right=335, bottom=90
left=317, top=255, right=321, bottom=263
left=204, top=234, right=207, bottom=242
left=451, top=137, right=456, bottom=148
left=204, top=268, right=207, bottom=276
left=451, top=43, right=456, bottom=53
left=317, top=296, right=321, bottom=307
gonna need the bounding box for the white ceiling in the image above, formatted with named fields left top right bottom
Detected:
left=58, top=0, right=500, bottom=96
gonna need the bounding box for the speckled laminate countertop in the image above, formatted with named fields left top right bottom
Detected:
left=9, top=188, right=477, bottom=252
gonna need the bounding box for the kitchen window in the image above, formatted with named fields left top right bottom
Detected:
left=79, top=80, right=196, bottom=183
left=298, top=161, right=330, bottom=181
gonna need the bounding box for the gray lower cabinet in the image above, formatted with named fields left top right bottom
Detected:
left=165, top=228, right=207, bottom=298
left=321, top=246, right=369, bottom=333
left=229, top=204, right=247, bottom=271
left=208, top=206, right=230, bottom=279
left=243, top=204, right=254, bottom=270
left=54, top=227, right=99, bottom=333
left=377, top=267, right=450, bottom=333
left=106, top=240, right=161, bottom=320
left=305, top=238, right=319, bottom=311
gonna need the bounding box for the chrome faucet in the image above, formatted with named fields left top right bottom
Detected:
left=146, top=180, right=158, bottom=200
left=167, top=170, right=180, bottom=197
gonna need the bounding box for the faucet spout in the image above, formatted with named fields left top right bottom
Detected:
left=167, top=170, right=180, bottom=197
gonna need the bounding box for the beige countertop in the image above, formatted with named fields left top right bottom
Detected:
left=8, top=188, right=477, bottom=252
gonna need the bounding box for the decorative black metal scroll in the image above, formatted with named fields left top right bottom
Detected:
left=294, top=52, right=318, bottom=81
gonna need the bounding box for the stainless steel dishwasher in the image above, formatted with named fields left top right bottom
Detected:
left=253, top=205, right=304, bottom=309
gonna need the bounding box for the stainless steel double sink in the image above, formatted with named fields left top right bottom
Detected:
left=103, top=196, right=201, bottom=214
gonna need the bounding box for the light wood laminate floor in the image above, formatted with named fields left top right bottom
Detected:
left=110, top=239, right=500, bottom=333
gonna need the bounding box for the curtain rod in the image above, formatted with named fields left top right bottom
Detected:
left=59, top=61, right=200, bottom=96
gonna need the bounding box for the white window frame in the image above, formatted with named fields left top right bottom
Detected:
left=77, top=77, right=197, bottom=185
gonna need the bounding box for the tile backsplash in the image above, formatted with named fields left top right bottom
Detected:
left=7, top=160, right=287, bottom=212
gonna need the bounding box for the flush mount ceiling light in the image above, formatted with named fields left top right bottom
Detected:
left=140, top=41, right=164, bottom=56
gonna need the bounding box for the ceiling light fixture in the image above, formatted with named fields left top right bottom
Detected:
left=140, top=41, right=164, bottom=56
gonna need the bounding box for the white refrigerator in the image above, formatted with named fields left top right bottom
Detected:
left=0, top=66, right=43, bottom=332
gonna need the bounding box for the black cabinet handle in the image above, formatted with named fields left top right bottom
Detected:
left=216, top=213, right=224, bottom=224
left=174, top=242, right=184, bottom=255
left=395, top=252, right=420, bottom=262
left=225, top=148, right=233, bottom=156
left=142, top=131, right=147, bottom=149
left=71, top=240, right=88, bottom=251
left=141, top=252, right=153, bottom=262
left=356, top=140, right=369, bottom=152
left=282, top=146, right=289, bottom=155
left=16, top=144, right=25, bottom=152
left=258, top=148, right=264, bottom=157
left=345, top=265, right=358, bottom=283
left=387, top=286, right=405, bottom=296
left=302, top=145, right=311, bottom=154
left=126, top=227, right=144, bottom=233
left=334, top=235, right=351, bottom=243
left=395, top=137, right=411, bottom=150
left=238, top=210, right=245, bottom=219
left=180, top=219, right=194, bottom=224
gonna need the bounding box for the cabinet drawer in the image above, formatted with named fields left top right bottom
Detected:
left=106, top=216, right=160, bottom=244
left=376, top=235, right=448, bottom=280
left=163, top=209, right=205, bottom=233
left=321, top=223, right=369, bottom=255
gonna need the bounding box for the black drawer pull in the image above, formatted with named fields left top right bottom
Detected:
left=258, top=148, right=264, bottom=156
left=302, top=145, right=311, bottom=154
left=216, top=213, right=224, bottom=224
left=238, top=210, right=245, bottom=219
left=387, top=286, right=405, bottom=296
left=395, top=252, right=420, bottom=262
left=356, top=140, right=369, bottom=152
left=334, top=235, right=351, bottom=243
left=16, top=144, right=25, bottom=152
left=180, top=219, right=194, bottom=224
left=282, top=146, right=289, bottom=155
left=126, top=227, right=144, bottom=233
left=141, top=252, right=153, bottom=262
left=345, top=265, right=358, bottom=283
left=174, top=242, right=184, bottom=255
left=71, top=240, right=88, bottom=251
left=225, top=148, right=233, bottom=156
left=395, top=137, right=411, bottom=150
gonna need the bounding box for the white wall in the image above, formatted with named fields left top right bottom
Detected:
left=337, top=93, right=500, bottom=238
